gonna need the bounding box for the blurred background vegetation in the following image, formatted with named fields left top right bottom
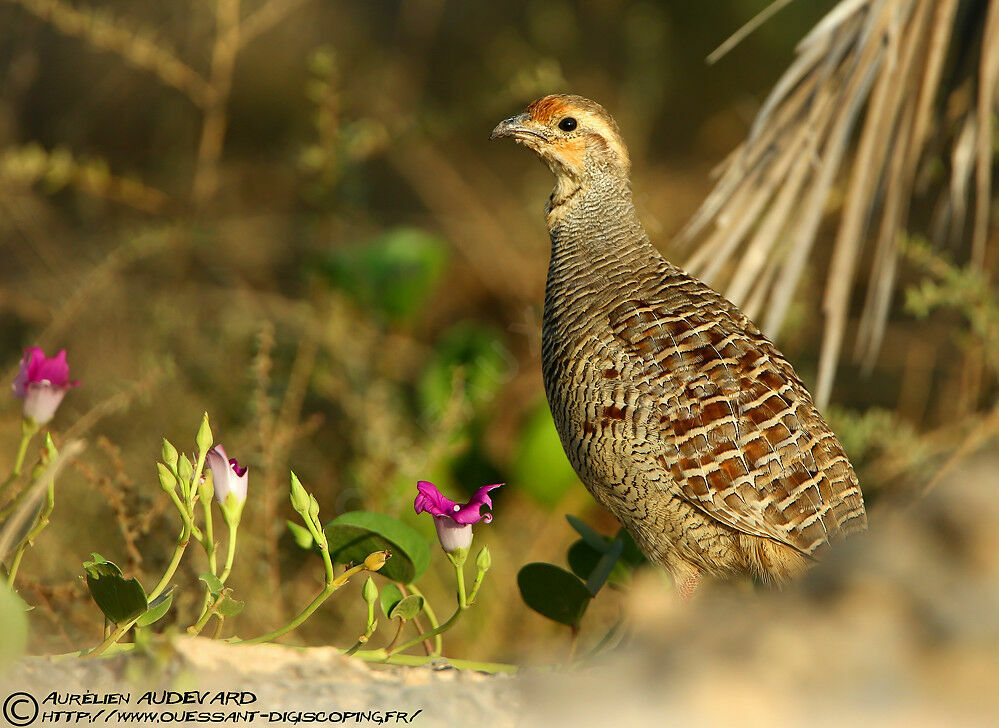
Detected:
left=0, top=0, right=995, bottom=663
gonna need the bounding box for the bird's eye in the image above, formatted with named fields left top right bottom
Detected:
left=558, top=117, right=577, bottom=132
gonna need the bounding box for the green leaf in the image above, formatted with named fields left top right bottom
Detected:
left=199, top=573, right=224, bottom=597
left=135, top=588, right=175, bottom=627
left=567, top=539, right=603, bottom=581
left=517, top=563, right=591, bottom=627
left=380, top=583, right=403, bottom=618
left=84, top=559, right=148, bottom=624
left=286, top=520, right=315, bottom=550
left=324, top=511, right=430, bottom=584
left=568, top=538, right=634, bottom=591
left=513, top=402, right=580, bottom=507
left=84, top=552, right=111, bottom=568
left=317, top=227, right=449, bottom=321
left=585, top=537, right=623, bottom=596
left=388, top=594, right=423, bottom=621
left=616, top=528, right=647, bottom=567
left=217, top=595, right=245, bottom=618
left=566, top=515, right=608, bottom=551
left=0, top=583, right=28, bottom=667
left=586, top=616, right=626, bottom=660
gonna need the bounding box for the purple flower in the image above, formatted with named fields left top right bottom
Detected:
left=11, top=347, right=80, bottom=425
left=414, top=481, right=501, bottom=553
left=205, top=444, right=248, bottom=508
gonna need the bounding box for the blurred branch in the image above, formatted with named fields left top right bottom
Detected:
left=391, top=143, right=542, bottom=303
left=0, top=228, right=175, bottom=387
left=1, top=0, right=213, bottom=107
left=240, top=0, right=309, bottom=47
left=0, top=144, right=170, bottom=213
left=707, top=0, right=795, bottom=65
left=192, top=0, right=241, bottom=205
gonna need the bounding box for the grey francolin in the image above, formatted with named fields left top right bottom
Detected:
left=491, top=95, right=867, bottom=597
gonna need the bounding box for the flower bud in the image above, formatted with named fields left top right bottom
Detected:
left=475, top=545, right=492, bottom=572
left=289, top=471, right=309, bottom=514
left=161, top=439, right=179, bottom=470
left=362, top=577, right=378, bottom=604
left=11, top=348, right=80, bottom=425
left=199, top=469, right=215, bottom=503
left=195, top=413, right=213, bottom=458
left=157, top=462, right=176, bottom=492
left=178, top=454, right=194, bottom=484
left=363, top=550, right=390, bottom=572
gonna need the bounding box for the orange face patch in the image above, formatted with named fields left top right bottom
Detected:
left=549, top=137, right=586, bottom=171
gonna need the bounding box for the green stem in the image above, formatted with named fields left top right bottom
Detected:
left=467, top=568, right=487, bottom=604
left=567, top=624, right=580, bottom=665
left=87, top=622, right=132, bottom=658
left=200, top=493, right=217, bottom=574
left=320, top=545, right=334, bottom=585
left=218, top=518, right=238, bottom=583
left=189, top=591, right=226, bottom=635
left=189, top=447, right=210, bottom=510
left=384, top=619, right=405, bottom=652
left=194, top=499, right=217, bottom=625
left=407, top=584, right=442, bottom=656
left=6, top=470, right=56, bottom=587
left=455, top=560, right=467, bottom=608
left=238, top=585, right=333, bottom=645
left=165, top=487, right=203, bottom=543
left=237, top=561, right=368, bottom=645
left=388, top=603, right=464, bottom=656
left=6, top=547, right=25, bottom=585
left=192, top=517, right=240, bottom=634
left=0, top=421, right=38, bottom=498
left=148, top=524, right=191, bottom=603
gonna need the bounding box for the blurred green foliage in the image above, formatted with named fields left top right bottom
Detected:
left=513, top=401, right=580, bottom=507
left=0, top=583, right=27, bottom=665
left=317, top=228, right=449, bottom=323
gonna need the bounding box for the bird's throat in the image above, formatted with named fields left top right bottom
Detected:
left=545, top=174, right=584, bottom=225
left=545, top=173, right=653, bottom=271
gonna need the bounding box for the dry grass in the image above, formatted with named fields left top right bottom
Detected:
left=680, top=0, right=999, bottom=408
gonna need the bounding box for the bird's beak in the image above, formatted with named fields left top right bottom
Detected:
left=490, top=113, right=543, bottom=141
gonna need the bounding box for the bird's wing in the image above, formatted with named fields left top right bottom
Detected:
left=607, top=294, right=865, bottom=554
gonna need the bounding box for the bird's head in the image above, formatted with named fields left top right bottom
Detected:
left=490, top=94, right=631, bottom=187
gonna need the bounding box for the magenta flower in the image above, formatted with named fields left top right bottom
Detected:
left=11, top=347, right=80, bottom=425
left=205, top=444, right=248, bottom=515
left=414, top=481, right=501, bottom=553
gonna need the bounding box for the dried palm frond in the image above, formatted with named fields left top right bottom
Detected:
left=677, top=0, right=999, bottom=408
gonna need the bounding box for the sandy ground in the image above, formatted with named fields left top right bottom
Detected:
left=5, top=457, right=999, bottom=728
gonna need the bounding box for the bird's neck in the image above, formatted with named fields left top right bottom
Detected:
left=546, top=171, right=656, bottom=272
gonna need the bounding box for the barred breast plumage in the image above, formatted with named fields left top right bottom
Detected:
left=492, top=94, right=866, bottom=596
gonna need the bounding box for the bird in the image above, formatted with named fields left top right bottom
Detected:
left=491, top=94, right=867, bottom=597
